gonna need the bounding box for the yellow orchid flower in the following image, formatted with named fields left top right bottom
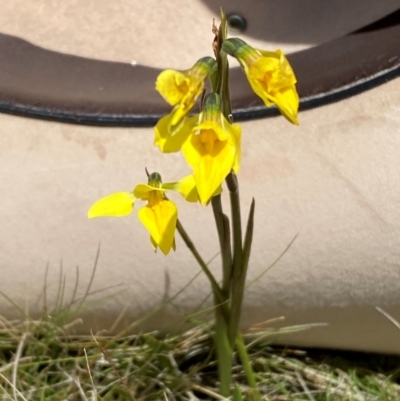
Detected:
left=181, top=93, right=241, bottom=205
left=155, top=57, right=216, bottom=129
left=88, top=173, right=177, bottom=255
left=222, top=38, right=299, bottom=125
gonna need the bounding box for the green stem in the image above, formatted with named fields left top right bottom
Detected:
left=211, top=195, right=232, bottom=296
left=211, top=9, right=256, bottom=398
left=214, top=307, right=233, bottom=397
left=176, top=220, right=229, bottom=320
left=226, top=172, right=243, bottom=344
left=230, top=198, right=255, bottom=344
left=176, top=218, right=233, bottom=396
left=235, top=333, right=261, bottom=401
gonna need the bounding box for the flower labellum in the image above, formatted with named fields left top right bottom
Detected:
left=181, top=93, right=241, bottom=205
left=134, top=173, right=177, bottom=255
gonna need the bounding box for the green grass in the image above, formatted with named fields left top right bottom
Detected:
left=1, top=316, right=400, bottom=400
left=1, top=250, right=400, bottom=400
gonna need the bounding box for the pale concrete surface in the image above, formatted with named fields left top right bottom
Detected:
left=0, top=0, right=399, bottom=67
left=1, top=76, right=400, bottom=353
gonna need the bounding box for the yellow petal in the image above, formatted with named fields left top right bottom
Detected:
left=195, top=121, right=229, bottom=142
left=171, top=175, right=223, bottom=203
left=154, top=114, right=198, bottom=153
left=182, top=134, right=236, bottom=205
left=175, top=175, right=199, bottom=203
left=247, top=73, right=299, bottom=125
left=133, top=184, right=165, bottom=200
left=138, top=200, right=178, bottom=255
left=259, top=50, right=297, bottom=87
left=273, top=85, right=299, bottom=125
left=88, top=192, right=135, bottom=218
left=150, top=236, right=158, bottom=252
left=155, top=70, right=189, bottom=106
left=238, top=47, right=299, bottom=125
left=155, top=66, right=205, bottom=127
left=180, top=105, right=241, bottom=204
left=161, top=181, right=178, bottom=191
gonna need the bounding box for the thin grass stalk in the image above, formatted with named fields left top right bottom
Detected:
left=233, top=385, right=244, bottom=401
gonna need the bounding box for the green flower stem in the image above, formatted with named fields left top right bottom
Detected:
left=176, top=218, right=233, bottom=396
left=225, top=172, right=243, bottom=344
left=235, top=333, right=261, bottom=401
left=210, top=9, right=258, bottom=397
left=214, top=307, right=233, bottom=397
left=219, top=50, right=231, bottom=119
left=211, top=195, right=233, bottom=297
left=175, top=219, right=229, bottom=320
left=230, top=198, right=255, bottom=345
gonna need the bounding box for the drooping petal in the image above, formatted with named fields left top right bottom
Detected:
left=155, top=70, right=189, bottom=106
left=154, top=114, right=198, bottom=153
left=258, top=49, right=297, bottom=86
left=179, top=94, right=242, bottom=204
left=155, top=57, right=216, bottom=127
left=271, top=85, right=299, bottom=125
left=182, top=132, right=236, bottom=205
left=156, top=68, right=202, bottom=127
left=138, top=200, right=178, bottom=255
left=222, top=38, right=299, bottom=125
left=203, top=118, right=242, bottom=173
left=246, top=52, right=299, bottom=124
left=170, top=174, right=223, bottom=203
left=88, top=192, right=135, bottom=218
left=174, top=175, right=199, bottom=203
